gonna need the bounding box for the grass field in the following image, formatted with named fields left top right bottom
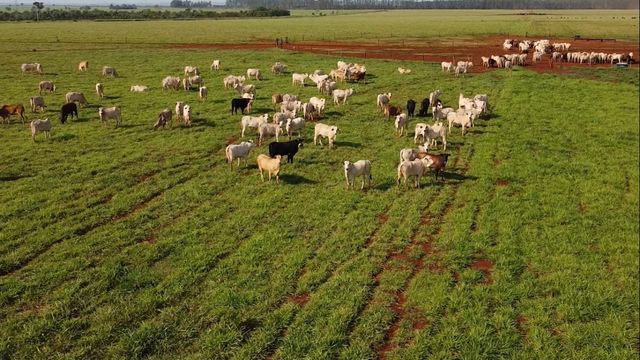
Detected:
left=0, top=12, right=638, bottom=360
left=0, top=9, right=638, bottom=45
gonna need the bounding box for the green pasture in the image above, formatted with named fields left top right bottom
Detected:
left=0, top=16, right=638, bottom=360
left=0, top=9, right=638, bottom=45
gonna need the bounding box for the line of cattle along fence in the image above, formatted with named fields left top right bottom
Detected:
left=278, top=43, right=445, bottom=62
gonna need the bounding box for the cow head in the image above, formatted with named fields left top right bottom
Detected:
left=296, top=139, right=304, bottom=148
left=343, top=161, right=352, bottom=172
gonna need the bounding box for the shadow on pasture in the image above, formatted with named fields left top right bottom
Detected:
left=193, top=118, right=215, bottom=127
left=323, top=111, right=342, bottom=117
left=373, top=180, right=396, bottom=191
left=443, top=172, right=478, bottom=182
left=280, top=174, right=317, bottom=184
left=52, top=133, right=77, bottom=141
left=103, top=96, right=120, bottom=100
left=253, top=107, right=273, bottom=114
left=334, top=141, right=361, bottom=148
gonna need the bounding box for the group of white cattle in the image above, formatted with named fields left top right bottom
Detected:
left=440, top=61, right=474, bottom=76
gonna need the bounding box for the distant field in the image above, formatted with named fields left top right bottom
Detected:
left=0, top=9, right=638, bottom=45
left=0, top=14, right=638, bottom=359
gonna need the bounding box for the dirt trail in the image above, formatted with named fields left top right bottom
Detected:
left=175, top=35, right=639, bottom=74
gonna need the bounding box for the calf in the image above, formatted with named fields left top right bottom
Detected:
left=423, top=153, right=450, bottom=181
left=269, top=138, right=304, bottom=163
left=60, top=103, right=78, bottom=124
left=231, top=98, right=252, bottom=115
left=383, top=104, right=402, bottom=121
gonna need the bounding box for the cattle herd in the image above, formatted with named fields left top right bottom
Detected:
left=4, top=57, right=492, bottom=189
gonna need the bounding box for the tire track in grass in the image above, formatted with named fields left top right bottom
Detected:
left=331, top=146, right=471, bottom=360
left=264, top=173, right=454, bottom=359
left=0, top=146, right=225, bottom=277
left=255, top=199, right=391, bottom=360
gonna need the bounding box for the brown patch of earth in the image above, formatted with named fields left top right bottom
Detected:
left=496, top=179, right=509, bottom=187
left=288, top=293, right=310, bottom=306
left=377, top=213, right=389, bottom=224
left=471, top=259, right=494, bottom=284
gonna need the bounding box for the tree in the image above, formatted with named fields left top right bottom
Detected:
left=32, top=1, right=43, bottom=21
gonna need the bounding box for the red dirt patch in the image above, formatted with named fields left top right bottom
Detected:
left=142, top=234, right=157, bottom=244
left=377, top=212, right=389, bottom=224
left=420, top=242, right=433, bottom=254
left=516, top=314, right=528, bottom=336
left=288, top=293, right=310, bottom=306
left=471, top=259, right=494, bottom=284
left=420, top=216, right=431, bottom=225
left=577, top=202, right=587, bottom=213
left=452, top=271, right=461, bottom=284
left=496, top=179, right=509, bottom=187
left=378, top=291, right=407, bottom=360
left=172, top=36, right=639, bottom=75
left=136, top=170, right=159, bottom=183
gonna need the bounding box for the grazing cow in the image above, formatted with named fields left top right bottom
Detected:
left=29, top=96, right=46, bottom=113
left=314, top=123, right=338, bottom=147
left=60, top=103, right=78, bottom=124
left=271, top=62, right=286, bottom=75
left=333, top=89, right=354, bottom=105
left=285, top=117, right=305, bottom=139
left=241, top=113, right=269, bottom=137
left=231, top=98, right=253, bottom=115
left=247, top=68, right=262, bottom=81
left=344, top=160, right=372, bottom=190
left=162, top=76, right=181, bottom=91
left=377, top=92, right=392, bottom=112
left=383, top=104, right=402, bottom=120
left=184, top=66, right=200, bottom=77
left=78, top=60, right=89, bottom=71
left=95, top=83, right=104, bottom=99
left=65, top=92, right=88, bottom=106
left=38, top=81, right=56, bottom=95
left=98, top=106, right=121, bottom=128
left=102, top=66, right=118, bottom=77
left=210, top=59, right=220, bottom=71
left=396, top=158, right=432, bottom=188
left=423, top=153, right=450, bottom=181
left=30, top=118, right=51, bottom=141
left=258, top=122, right=283, bottom=145
left=182, top=105, right=192, bottom=126
left=292, top=73, right=308, bottom=86
left=406, top=99, right=416, bottom=118
left=418, top=97, right=430, bottom=117
left=1, top=104, right=26, bottom=124
left=199, top=86, right=208, bottom=101
left=225, top=140, right=256, bottom=169
left=256, top=154, right=282, bottom=183
left=130, top=85, right=149, bottom=92
left=153, top=108, right=172, bottom=130
left=269, top=138, right=304, bottom=163
left=21, top=63, right=43, bottom=75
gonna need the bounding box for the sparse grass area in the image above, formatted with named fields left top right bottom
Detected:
left=0, top=15, right=638, bottom=360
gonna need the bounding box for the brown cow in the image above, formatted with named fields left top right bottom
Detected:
left=1, top=104, right=26, bottom=124
left=384, top=104, right=402, bottom=121
left=423, top=153, right=451, bottom=181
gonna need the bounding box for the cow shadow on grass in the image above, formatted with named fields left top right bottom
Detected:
left=441, top=172, right=478, bottom=183
left=192, top=118, right=215, bottom=127
left=102, top=96, right=120, bottom=101
left=279, top=174, right=317, bottom=185
left=334, top=141, right=361, bottom=148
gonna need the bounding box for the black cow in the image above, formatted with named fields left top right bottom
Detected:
left=269, top=139, right=303, bottom=163
left=418, top=98, right=430, bottom=117
left=60, top=102, right=78, bottom=124
left=406, top=99, right=416, bottom=118
left=231, top=98, right=252, bottom=115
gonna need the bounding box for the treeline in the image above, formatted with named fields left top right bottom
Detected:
left=0, top=7, right=290, bottom=21
left=226, top=0, right=638, bottom=9
left=170, top=0, right=214, bottom=8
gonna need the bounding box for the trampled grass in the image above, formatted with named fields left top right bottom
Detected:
left=0, top=18, right=638, bottom=360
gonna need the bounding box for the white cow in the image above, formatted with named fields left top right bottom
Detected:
left=447, top=111, right=473, bottom=136
left=182, top=104, right=192, bottom=126
left=30, top=118, right=51, bottom=141
left=247, top=68, right=262, bottom=81
left=314, top=123, right=338, bottom=147
left=210, top=59, right=221, bottom=71
left=309, top=97, right=326, bottom=115
left=285, top=117, right=305, bottom=139
left=162, top=76, right=181, bottom=91
left=376, top=92, right=391, bottom=112
left=441, top=62, right=453, bottom=72
left=175, top=101, right=185, bottom=122
left=38, top=81, right=55, bottom=95
left=95, top=83, right=104, bottom=98
left=344, top=160, right=372, bottom=190
left=258, top=122, right=283, bottom=145
left=21, top=63, right=43, bottom=75
left=292, top=73, right=308, bottom=86
left=65, top=92, right=88, bottom=106
left=184, top=66, right=200, bottom=77
left=199, top=86, right=208, bottom=101
left=98, top=107, right=121, bottom=128
left=394, top=113, right=408, bottom=136
left=29, top=96, right=46, bottom=112
left=130, top=85, right=149, bottom=92
left=332, top=88, right=354, bottom=105
left=102, top=66, right=117, bottom=77
left=396, top=158, right=432, bottom=188
left=241, top=113, right=269, bottom=137
left=225, top=141, right=256, bottom=169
